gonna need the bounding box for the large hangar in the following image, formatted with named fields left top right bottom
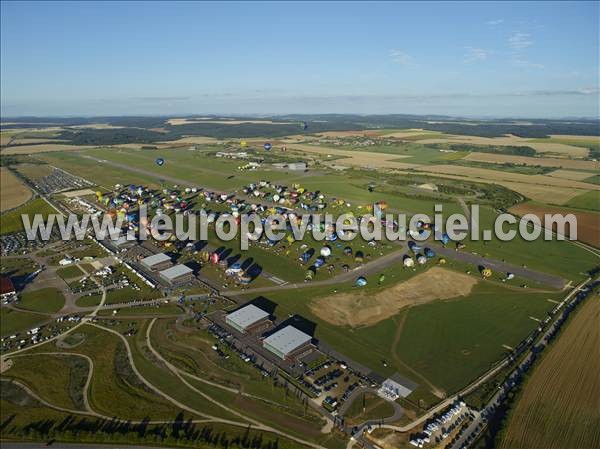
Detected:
left=225, top=304, right=271, bottom=334
left=262, top=325, right=313, bottom=360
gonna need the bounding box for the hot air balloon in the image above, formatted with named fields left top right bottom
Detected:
left=378, top=274, right=386, bottom=283
left=408, top=241, right=421, bottom=253
left=210, top=253, right=220, bottom=264
left=239, top=274, right=252, bottom=284
left=343, top=246, right=353, bottom=256
left=355, top=277, right=367, bottom=287
left=441, top=233, right=450, bottom=245
left=264, top=142, right=272, bottom=151
left=156, top=157, right=165, bottom=166
left=301, top=121, right=308, bottom=130
left=314, top=256, right=326, bottom=268
left=481, top=268, right=492, bottom=278
left=403, top=255, right=415, bottom=267
left=438, top=258, right=447, bottom=265
left=424, top=248, right=436, bottom=258
left=240, top=140, right=248, bottom=148
left=200, top=251, right=210, bottom=262
left=417, top=255, right=427, bottom=265
left=320, top=246, right=332, bottom=257
left=300, top=249, right=313, bottom=264
left=305, top=267, right=316, bottom=281
left=506, top=272, right=515, bottom=280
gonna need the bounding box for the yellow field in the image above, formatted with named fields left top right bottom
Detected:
left=289, top=143, right=421, bottom=169
left=70, top=123, right=125, bottom=130
left=547, top=169, right=596, bottom=181
left=1, top=144, right=95, bottom=155
left=0, top=167, right=32, bottom=211
left=156, top=136, right=219, bottom=145
left=418, top=134, right=589, bottom=158
left=499, top=296, right=600, bottom=449
left=0, top=126, right=65, bottom=134
left=415, top=164, right=599, bottom=204
left=310, top=268, right=477, bottom=327
left=549, top=134, right=600, bottom=141
left=379, top=129, right=443, bottom=139
left=0, top=132, right=18, bottom=146
left=462, top=152, right=598, bottom=171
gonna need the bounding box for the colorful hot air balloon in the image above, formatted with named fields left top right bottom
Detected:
left=320, top=246, right=332, bottom=257
left=481, top=268, right=492, bottom=278
left=314, top=256, right=325, bottom=268
left=264, top=142, right=272, bottom=151
left=403, top=255, right=415, bottom=267
left=355, top=276, right=367, bottom=287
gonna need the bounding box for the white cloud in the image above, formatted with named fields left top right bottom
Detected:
left=464, top=47, right=491, bottom=61
left=508, top=32, right=533, bottom=50
left=389, top=49, right=416, bottom=66
left=487, top=19, right=504, bottom=26
left=513, top=59, right=544, bottom=69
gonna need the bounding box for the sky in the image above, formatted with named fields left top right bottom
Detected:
left=1, top=1, right=599, bottom=118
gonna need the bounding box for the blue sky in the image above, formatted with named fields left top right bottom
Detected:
left=1, top=1, right=598, bottom=117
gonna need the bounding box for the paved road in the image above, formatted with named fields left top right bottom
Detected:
left=222, top=246, right=409, bottom=296
left=432, top=244, right=566, bottom=289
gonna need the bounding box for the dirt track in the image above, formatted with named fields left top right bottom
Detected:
left=310, top=268, right=477, bottom=327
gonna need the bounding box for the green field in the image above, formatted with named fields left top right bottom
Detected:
left=3, top=353, right=88, bottom=410
left=583, top=174, right=600, bottom=185
left=0, top=197, right=56, bottom=235
left=564, top=190, right=599, bottom=212
left=56, top=264, right=83, bottom=280
left=75, top=293, right=102, bottom=307
left=319, top=140, right=468, bottom=164
left=104, top=285, right=160, bottom=305
left=17, top=287, right=65, bottom=313
left=0, top=308, right=49, bottom=337
left=343, top=392, right=395, bottom=425
left=98, top=303, right=182, bottom=316
left=23, top=323, right=200, bottom=420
